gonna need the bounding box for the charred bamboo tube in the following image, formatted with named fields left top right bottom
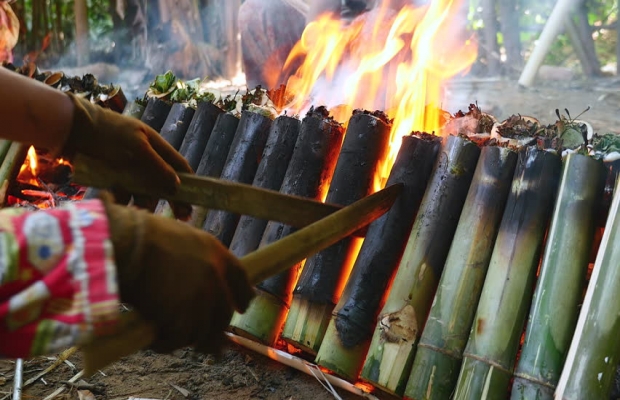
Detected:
left=122, top=101, right=146, bottom=119
left=102, top=86, right=127, bottom=113
left=452, top=146, right=562, bottom=399
left=403, top=145, right=518, bottom=400
left=315, top=133, right=442, bottom=381
left=360, top=135, right=481, bottom=396
left=228, top=116, right=301, bottom=258
left=509, top=153, right=605, bottom=400
left=229, top=110, right=344, bottom=346
left=178, top=101, right=224, bottom=171
left=140, top=97, right=172, bottom=132
left=554, top=172, right=620, bottom=399
left=0, top=142, right=29, bottom=206
left=159, top=102, right=196, bottom=150
left=202, top=111, right=272, bottom=246
left=188, top=113, right=240, bottom=228
left=282, top=111, right=392, bottom=355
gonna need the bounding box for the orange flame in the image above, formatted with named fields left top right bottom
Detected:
left=18, top=146, right=38, bottom=184
left=279, top=0, right=477, bottom=185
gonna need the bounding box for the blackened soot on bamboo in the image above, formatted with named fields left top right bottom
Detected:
left=293, top=110, right=391, bottom=304
left=179, top=101, right=225, bottom=170
left=159, top=102, right=196, bottom=150
left=229, top=115, right=301, bottom=258
left=333, top=133, right=442, bottom=348
left=202, top=111, right=273, bottom=246
left=257, top=108, right=345, bottom=298
left=140, top=97, right=172, bottom=132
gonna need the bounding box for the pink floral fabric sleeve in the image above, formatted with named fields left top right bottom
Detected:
left=0, top=199, right=120, bottom=358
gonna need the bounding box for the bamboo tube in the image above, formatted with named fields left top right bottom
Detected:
left=403, top=144, right=518, bottom=400
left=554, top=172, right=620, bottom=399
left=315, top=133, right=442, bottom=382
left=202, top=111, right=272, bottom=246
left=509, top=153, right=605, bottom=399
left=452, top=146, right=562, bottom=399
left=188, top=113, right=240, bottom=228
left=282, top=111, right=392, bottom=355
left=0, top=140, right=13, bottom=165
left=360, top=135, right=481, bottom=396
left=140, top=97, right=172, bottom=132
left=178, top=101, right=224, bottom=171
left=122, top=101, right=146, bottom=119
left=229, top=110, right=344, bottom=346
left=228, top=116, right=301, bottom=258
left=0, top=142, right=29, bottom=206
left=159, top=102, right=196, bottom=150
left=101, top=85, right=127, bottom=113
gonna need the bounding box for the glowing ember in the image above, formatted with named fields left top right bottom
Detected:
left=13, top=146, right=84, bottom=209
left=278, top=0, right=477, bottom=182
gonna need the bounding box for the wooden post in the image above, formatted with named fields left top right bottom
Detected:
left=481, top=0, right=500, bottom=76
left=518, top=0, right=580, bottom=86
left=75, top=0, right=89, bottom=66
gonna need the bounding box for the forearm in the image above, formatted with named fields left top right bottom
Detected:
left=0, top=199, right=120, bottom=358
left=0, top=67, right=74, bottom=153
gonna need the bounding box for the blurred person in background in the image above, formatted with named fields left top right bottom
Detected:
left=0, top=0, right=18, bottom=63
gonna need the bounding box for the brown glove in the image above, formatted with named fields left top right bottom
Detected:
left=62, top=92, right=193, bottom=219
left=101, top=193, right=255, bottom=354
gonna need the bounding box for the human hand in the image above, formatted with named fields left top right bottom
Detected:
left=101, top=193, right=255, bottom=354
left=62, top=92, right=192, bottom=219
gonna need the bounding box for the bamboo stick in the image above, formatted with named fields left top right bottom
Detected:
left=178, top=101, right=224, bottom=171
left=452, top=146, right=562, bottom=399
left=140, top=97, right=172, bottom=132
left=404, top=144, right=518, bottom=400
left=0, top=140, right=13, bottom=166
left=82, top=182, right=401, bottom=375
left=360, top=135, right=481, bottom=396
left=554, top=171, right=620, bottom=399
left=229, top=110, right=344, bottom=346
left=0, top=142, right=29, bottom=206
left=228, top=116, right=301, bottom=258
left=188, top=113, right=240, bottom=228
left=159, top=102, right=196, bottom=150
left=315, top=133, right=442, bottom=382
left=202, top=110, right=272, bottom=246
left=510, top=153, right=605, bottom=399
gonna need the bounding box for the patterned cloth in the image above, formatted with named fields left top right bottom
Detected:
left=0, top=2, right=19, bottom=63
left=0, top=200, right=120, bottom=358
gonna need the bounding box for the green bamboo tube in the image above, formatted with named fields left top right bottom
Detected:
left=510, top=153, right=605, bottom=400
left=554, top=174, right=620, bottom=399
left=452, top=146, right=562, bottom=399
left=360, top=135, right=481, bottom=396
left=0, top=142, right=29, bottom=206
left=404, top=144, right=518, bottom=400
left=0, top=140, right=13, bottom=165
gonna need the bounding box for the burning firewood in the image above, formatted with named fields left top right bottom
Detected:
left=228, top=115, right=301, bottom=259
left=229, top=107, right=344, bottom=346
left=360, top=134, right=481, bottom=396
left=314, top=132, right=442, bottom=381
left=452, top=144, right=562, bottom=399
left=511, top=152, right=605, bottom=399
left=404, top=144, right=518, bottom=399
left=282, top=110, right=392, bottom=355
left=202, top=110, right=273, bottom=246
left=189, top=113, right=240, bottom=228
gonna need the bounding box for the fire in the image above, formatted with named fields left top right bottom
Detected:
left=13, top=146, right=82, bottom=209
left=279, top=0, right=477, bottom=186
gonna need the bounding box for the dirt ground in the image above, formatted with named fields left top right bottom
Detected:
left=2, top=76, right=620, bottom=400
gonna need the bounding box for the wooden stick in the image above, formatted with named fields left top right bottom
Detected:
left=81, top=184, right=402, bottom=375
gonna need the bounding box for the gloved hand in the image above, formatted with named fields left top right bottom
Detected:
left=62, top=92, right=193, bottom=219
left=101, top=193, right=255, bottom=354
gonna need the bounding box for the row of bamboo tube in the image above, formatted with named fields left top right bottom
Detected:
left=120, top=75, right=620, bottom=400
